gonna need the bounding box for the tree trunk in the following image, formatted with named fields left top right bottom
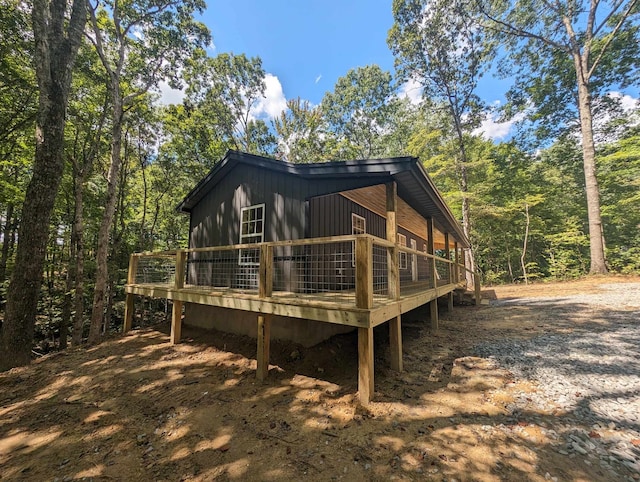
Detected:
left=71, top=173, right=86, bottom=345
left=0, top=202, right=14, bottom=286
left=59, top=228, right=75, bottom=350
left=1, top=105, right=67, bottom=368
left=0, top=0, right=85, bottom=371
left=60, top=185, right=82, bottom=349
left=459, top=161, right=475, bottom=288
left=520, top=203, right=530, bottom=285
left=88, top=90, right=123, bottom=344
left=574, top=54, right=607, bottom=274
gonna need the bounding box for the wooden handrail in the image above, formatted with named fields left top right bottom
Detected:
left=126, top=234, right=482, bottom=306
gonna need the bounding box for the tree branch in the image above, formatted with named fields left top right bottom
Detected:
left=589, top=0, right=640, bottom=77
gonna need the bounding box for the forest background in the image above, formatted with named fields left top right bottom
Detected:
left=0, top=0, right=638, bottom=368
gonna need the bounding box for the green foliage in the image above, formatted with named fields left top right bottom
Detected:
left=273, top=98, right=328, bottom=163
left=183, top=51, right=275, bottom=156
left=320, top=65, right=398, bottom=159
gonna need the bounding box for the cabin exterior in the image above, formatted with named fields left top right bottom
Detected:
left=124, top=150, right=479, bottom=403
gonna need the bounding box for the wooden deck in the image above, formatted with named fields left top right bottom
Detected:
left=125, top=279, right=466, bottom=328
left=123, top=234, right=480, bottom=404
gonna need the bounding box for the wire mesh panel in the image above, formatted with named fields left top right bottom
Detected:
left=435, top=258, right=451, bottom=285
left=135, top=256, right=176, bottom=285
left=187, top=248, right=259, bottom=292
left=271, top=241, right=355, bottom=297
left=372, top=243, right=389, bottom=297
left=398, top=246, right=437, bottom=295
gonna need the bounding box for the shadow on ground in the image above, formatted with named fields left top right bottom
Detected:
left=1, top=284, right=639, bottom=481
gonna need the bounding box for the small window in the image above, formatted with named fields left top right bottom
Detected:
left=239, top=203, right=265, bottom=265
left=397, top=233, right=407, bottom=269
left=352, top=213, right=366, bottom=235
left=423, top=242, right=428, bottom=260
left=352, top=213, right=366, bottom=266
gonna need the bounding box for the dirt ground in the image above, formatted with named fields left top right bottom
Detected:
left=1, top=275, right=639, bottom=482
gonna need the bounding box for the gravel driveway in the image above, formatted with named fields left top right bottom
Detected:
left=475, top=283, right=640, bottom=480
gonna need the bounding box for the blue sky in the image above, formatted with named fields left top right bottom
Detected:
left=159, top=0, right=637, bottom=141
left=203, top=0, right=397, bottom=105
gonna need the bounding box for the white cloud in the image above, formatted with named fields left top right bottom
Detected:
left=156, top=81, right=185, bottom=105
left=474, top=107, right=526, bottom=141
left=315, top=74, right=322, bottom=84
left=254, top=73, right=287, bottom=119
left=606, top=91, right=638, bottom=112
left=398, top=78, right=422, bottom=105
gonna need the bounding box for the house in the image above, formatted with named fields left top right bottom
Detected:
left=124, top=150, right=478, bottom=403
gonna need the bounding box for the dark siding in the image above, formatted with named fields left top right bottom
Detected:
left=188, top=163, right=308, bottom=288
left=308, top=194, right=385, bottom=238
left=308, top=194, right=429, bottom=287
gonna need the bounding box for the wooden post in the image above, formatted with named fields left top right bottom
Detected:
left=123, top=254, right=139, bottom=333
left=444, top=232, right=451, bottom=284
left=447, top=291, right=454, bottom=313
left=386, top=182, right=400, bottom=299
left=259, top=244, right=273, bottom=298
left=426, top=218, right=438, bottom=329
left=355, top=236, right=373, bottom=309
left=170, top=301, right=183, bottom=344
left=171, top=251, right=187, bottom=344
left=257, top=314, right=271, bottom=381
left=358, top=327, right=374, bottom=404
left=389, top=315, right=403, bottom=372
left=474, top=272, right=481, bottom=306
left=175, top=251, right=186, bottom=289
left=453, top=241, right=459, bottom=283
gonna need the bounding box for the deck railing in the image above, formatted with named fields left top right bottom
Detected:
left=127, top=235, right=481, bottom=308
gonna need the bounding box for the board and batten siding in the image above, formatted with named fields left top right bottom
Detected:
left=189, top=163, right=307, bottom=248
left=308, top=192, right=429, bottom=286
left=188, top=163, right=307, bottom=289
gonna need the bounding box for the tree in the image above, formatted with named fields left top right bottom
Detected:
left=85, top=0, right=209, bottom=344
left=0, top=0, right=86, bottom=370
left=273, top=97, right=328, bottom=163
left=389, top=0, right=495, bottom=283
left=184, top=51, right=275, bottom=156
left=0, top=0, right=37, bottom=291
left=320, top=65, right=397, bottom=159
left=477, top=0, right=640, bottom=273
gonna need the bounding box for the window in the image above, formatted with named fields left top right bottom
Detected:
left=352, top=213, right=366, bottom=266
left=239, top=203, right=265, bottom=265
left=423, top=242, right=428, bottom=260
left=352, top=213, right=366, bottom=236
left=397, top=233, right=407, bottom=269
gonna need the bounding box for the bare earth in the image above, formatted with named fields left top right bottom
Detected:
left=1, top=275, right=639, bottom=482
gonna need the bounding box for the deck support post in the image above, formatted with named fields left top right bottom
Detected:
left=257, top=314, right=271, bottom=381
left=389, top=315, right=403, bottom=372
left=170, top=301, right=183, bottom=344
left=171, top=250, right=187, bottom=344
left=427, top=218, right=438, bottom=330
left=447, top=291, right=454, bottom=313
left=358, top=327, right=374, bottom=404
left=123, top=254, right=138, bottom=333
left=474, top=273, right=481, bottom=306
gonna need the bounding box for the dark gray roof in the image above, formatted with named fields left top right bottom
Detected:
left=177, top=150, right=469, bottom=247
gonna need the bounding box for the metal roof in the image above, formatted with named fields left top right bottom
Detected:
left=177, top=150, right=469, bottom=247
